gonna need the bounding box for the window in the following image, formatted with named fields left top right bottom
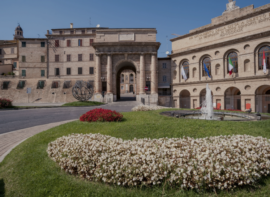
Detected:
left=41, top=56, right=45, bottom=62
left=146, top=81, right=151, bottom=92
left=202, top=57, right=211, bottom=77
left=228, top=52, right=238, bottom=73
left=70, top=30, right=74, bottom=34
left=11, top=48, right=14, bottom=54
left=121, top=86, right=123, bottom=90
left=41, top=42, right=45, bottom=47
left=55, top=55, right=59, bottom=62
left=162, top=63, right=167, bottom=68
left=37, top=80, right=45, bottom=89
left=163, top=75, right=167, bottom=82
left=67, top=54, right=71, bottom=62
left=121, top=74, right=124, bottom=83
left=92, top=30, right=96, bottom=33
left=102, top=81, right=107, bottom=92
left=90, top=39, right=94, bottom=46
left=63, top=81, right=71, bottom=89
left=2, top=81, right=10, bottom=90
left=90, top=53, right=94, bottom=61
left=258, top=46, right=270, bottom=70
left=55, top=68, right=60, bottom=76
left=17, top=80, right=25, bottom=89
left=51, top=81, right=59, bottom=88
left=78, top=54, right=82, bottom=61
left=89, top=67, right=94, bottom=74
left=78, top=39, right=82, bottom=46
left=78, top=67, right=82, bottom=74
left=81, top=30, right=85, bottom=34
left=13, top=62, right=17, bottom=68
left=67, top=40, right=71, bottom=47
left=130, top=74, right=134, bottom=83
left=22, top=70, right=26, bottom=77
left=55, top=40, right=59, bottom=47
left=22, top=42, right=26, bottom=47
left=22, top=56, right=26, bottom=62
left=182, top=61, right=189, bottom=79
left=67, top=68, right=71, bottom=75
left=0, top=49, right=2, bottom=54
left=41, top=70, right=45, bottom=77
left=59, top=31, right=63, bottom=35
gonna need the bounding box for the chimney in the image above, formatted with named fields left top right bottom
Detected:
left=70, top=23, right=73, bottom=28
left=47, top=30, right=49, bottom=34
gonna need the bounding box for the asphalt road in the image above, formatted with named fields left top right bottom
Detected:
left=0, top=100, right=139, bottom=135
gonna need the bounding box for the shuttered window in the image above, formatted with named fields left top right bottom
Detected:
left=90, top=53, right=94, bottom=61
left=22, top=56, right=26, bottom=62
left=41, top=42, right=45, bottom=47
left=78, top=67, right=82, bottom=74
left=17, top=81, right=25, bottom=89
left=22, top=70, right=26, bottom=77
left=82, top=30, right=85, bottom=34
left=90, top=39, right=94, bottom=46
left=41, top=56, right=45, bottom=62
left=89, top=67, right=94, bottom=74
left=37, top=81, right=45, bottom=89
left=78, top=39, right=82, bottom=46
left=55, top=40, right=59, bottom=47
left=52, top=81, right=59, bottom=88
left=22, top=42, right=26, bottom=47
left=41, top=70, right=45, bottom=77
left=67, top=40, right=71, bottom=47
left=67, top=68, right=71, bottom=75
left=67, top=54, right=71, bottom=62
left=13, top=62, right=17, bottom=68
left=55, top=68, right=60, bottom=76
left=78, top=54, right=82, bottom=61
left=55, top=55, right=59, bottom=62
left=2, top=81, right=10, bottom=90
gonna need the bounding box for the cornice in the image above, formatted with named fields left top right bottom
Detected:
left=92, top=42, right=161, bottom=47
left=96, top=52, right=158, bottom=55
left=170, top=30, right=270, bottom=58
left=45, top=34, right=96, bottom=38
left=170, top=6, right=270, bottom=42
left=171, top=75, right=270, bottom=86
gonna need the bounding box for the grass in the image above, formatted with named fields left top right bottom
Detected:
left=61, top=101, right=104, bottom=107
left=1, top=109, right=270, bottom=197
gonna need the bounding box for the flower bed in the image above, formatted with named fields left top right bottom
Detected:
left=132, top=105, right=168, bottom=111
left=0, top=98, right=12, bottom=108
left=47, top=134, right=270, bottom=190
left=80, top=108, right=123, bottom=122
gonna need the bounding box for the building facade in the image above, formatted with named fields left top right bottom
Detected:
left=170, top=1, right=270, bottom=113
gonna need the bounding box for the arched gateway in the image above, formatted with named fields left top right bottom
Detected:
left=91, top=29, right=160, bottom=104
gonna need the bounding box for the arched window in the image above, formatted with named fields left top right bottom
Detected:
left=227, top=52, right=238, bottom=73
left=182, top=61, right=189, bottom=79
left=258, top=46, right=270, bottom=70
left=202, top=57, right=211, bottom=76
left=130, top=74, right=134, bottom=83
left=163, top=75, right=167, bottom=82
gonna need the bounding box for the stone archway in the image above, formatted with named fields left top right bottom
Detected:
left=224, top=87, right=241, bottom=110
left=255, top=85, right=270, bottom=113
left=115, top=61, right=137, bottom=101
left=179, top=90, right=190, bottom=109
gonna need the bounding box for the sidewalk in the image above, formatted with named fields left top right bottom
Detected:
left=13, top=103, right=65, bottom=107
left=0, top=119, right=76, bottom=163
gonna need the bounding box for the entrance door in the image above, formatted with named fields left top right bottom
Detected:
left=237, top=99, right=241, bottom=110
left=130, top=85, right=133, bottom=93
left=268, top=104, right=270, bottom=113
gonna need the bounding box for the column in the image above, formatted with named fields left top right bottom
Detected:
left=107, top=54, right=112, bottom=93
left=140, top=53, right=145, bottom=94
left=151, top=53, right=157, bottom=94
left=95, top=54, right=101, bottom=93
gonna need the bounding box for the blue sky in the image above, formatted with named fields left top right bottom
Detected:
left=1, top=0, right=269, bottom=57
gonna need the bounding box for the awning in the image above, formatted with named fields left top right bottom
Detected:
left=158, top=86, right=170, bottom=89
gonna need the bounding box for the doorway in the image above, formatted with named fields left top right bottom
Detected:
left=237, top=99, right=241, bottom=110
left=268, top=104, right=270, bottom=113
left=130, top=85, right=134, bottom=93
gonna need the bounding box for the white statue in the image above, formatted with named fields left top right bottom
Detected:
left=223, top=0, right=240, bottom=14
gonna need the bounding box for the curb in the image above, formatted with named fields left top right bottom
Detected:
left=0, top=119, right=77, bottom=163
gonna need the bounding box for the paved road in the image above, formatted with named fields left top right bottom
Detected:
left=0, top=100, right=139, bottom=135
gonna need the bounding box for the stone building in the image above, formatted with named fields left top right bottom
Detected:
left=170, top=1, right=270, bottom=113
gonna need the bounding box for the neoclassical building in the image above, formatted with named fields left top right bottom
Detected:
left=170, top=1, right=270, bottom=113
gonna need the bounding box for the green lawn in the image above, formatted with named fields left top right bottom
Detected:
left=61, top=101, right=104, bottom=107
left=1, top=109, right=270, bottom=197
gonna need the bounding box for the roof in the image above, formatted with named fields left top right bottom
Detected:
left=51, top=27, right=156, bottom=30
left=15, top=25, right=23, bottom=31
left=18, top=38, right=48, bottom=40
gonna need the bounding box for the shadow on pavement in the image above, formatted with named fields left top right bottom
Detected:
left=0, top=179, right=5, bottom=197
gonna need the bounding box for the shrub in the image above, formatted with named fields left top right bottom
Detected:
left=80, top=108, right=123, bottom=122
left=0, top=98, right=12, bottom=108
left=48, top=134, right=270, bottom=190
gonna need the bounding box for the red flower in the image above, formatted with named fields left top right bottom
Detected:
left=80, top=108, right=123, bottom=122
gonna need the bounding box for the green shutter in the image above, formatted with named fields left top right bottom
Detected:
left=22, top=70, right=26, bottom=77
left=41, top=42, right=45, bottom=47
left=41, top=70, right=45, bottom=77
left=13, top=62, right=17, bottom=68
left=41, top=56, right=45, bottom=62
left=22, top=56, right=26, bottom=62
